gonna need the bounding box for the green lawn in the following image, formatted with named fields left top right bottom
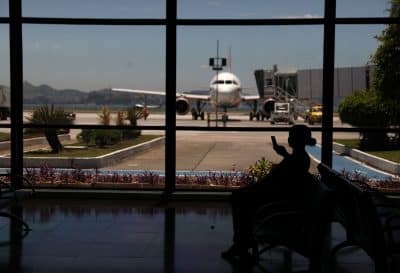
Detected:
left=25, top=135, right=161, bottom=157
left=0, top=132, right=9, bottom=142
left=334, top=139, right=400, bottom=163
left=0, top=132, right=48, bottom=142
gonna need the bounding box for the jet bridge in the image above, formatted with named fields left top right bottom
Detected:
left=254, top=67, right=308, bottom=120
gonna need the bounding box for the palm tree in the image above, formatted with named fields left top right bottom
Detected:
left=126, top=106, right=144, bottom=126
left=26, top=105, right=73, bottom=153
left=115, top=111, right=126, bottom=126
left=98, top=106, right=111, bottom=125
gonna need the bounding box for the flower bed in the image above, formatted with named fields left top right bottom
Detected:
left=340, top=170, right=400, bottom=194
left=0, top=165, right=252, bottom=190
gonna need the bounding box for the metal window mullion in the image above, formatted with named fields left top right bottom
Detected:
left=9, top=0, right=23, bottom=188
left=165, top=0, right=177, bottom=193
left=321, top=0, right=336, bottom=167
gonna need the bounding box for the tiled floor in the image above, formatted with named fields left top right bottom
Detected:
left=0, top=199, right=397, bottom=273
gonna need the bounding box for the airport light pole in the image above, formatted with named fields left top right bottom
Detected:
left=209, top=40, right=226, bottom=127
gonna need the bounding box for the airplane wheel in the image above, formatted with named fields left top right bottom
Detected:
left=256, top=113, right=260, bottom=121
left=249, top=112, right=254, bottom=121
left=200, top=112, right=205, bottom=120
left=192, top=113, right=198, bottom=120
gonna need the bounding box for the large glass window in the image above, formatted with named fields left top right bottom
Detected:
left=178, top=0, right=324, bottom=19
left=0, top=0, right=8, bottom=17
left=22, top=0, right=166, bottom=18
left=22, top=25, right=165, bottom=95
left=335, top=24, right=383, bottom=112
left=22, top=25, right=166, bottom=186
left=0, top=25, right=10, bottom=170
left=177, top=26, right=323, bottom=129
left=0, top=26, right=9, bottom=88
left=4, top=0, right=398, bottom=190
left=334, top=23, right=400, bottom=177
left=336, top=0, right=394, bottom=18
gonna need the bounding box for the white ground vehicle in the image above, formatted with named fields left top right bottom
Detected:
left=270, top=102, right=295, bottom=125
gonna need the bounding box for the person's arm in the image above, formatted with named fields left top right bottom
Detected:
left=271, top=136, right=290, bottom=158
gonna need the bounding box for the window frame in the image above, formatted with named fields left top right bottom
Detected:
left=4, top=0, right=400, bottom=191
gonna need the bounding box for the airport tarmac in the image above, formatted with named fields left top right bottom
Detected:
left=73, top=112, right=356, bottom=172
left=0, top=112, right=357, bottom=172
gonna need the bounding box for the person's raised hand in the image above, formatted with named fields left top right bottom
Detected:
left=271, top=136, right=289, bottom=158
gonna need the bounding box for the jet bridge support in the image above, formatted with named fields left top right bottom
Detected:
left=206, top=111, right=228, bottom=127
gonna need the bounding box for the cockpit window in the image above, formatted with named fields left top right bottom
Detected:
left=232, top=80, right=238, bottom=85
left=212, top=80, right=225, bottom=84
left=225, top=80, right=232, bottom=84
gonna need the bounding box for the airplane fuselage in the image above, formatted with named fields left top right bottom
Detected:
left=209, top=72, right=242, bottom=108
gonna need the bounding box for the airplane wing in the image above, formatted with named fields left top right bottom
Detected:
left=241, top=94, right=260, bottom=101
left=135, top=104, right=160, bottom=109
left=180, top=93, right=210, bottom=101
left=112, top=88, right=210, bottom=101
left=112, top=88, right=167, bottom=96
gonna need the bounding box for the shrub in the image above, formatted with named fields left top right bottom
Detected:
left=339, top=90, right=390, bottom=150
left=78, top=129, right=94, bottom=146
left=78, top=129, right=122, bottom=147
left=246, top=157, right=273, bottom=183
left=122, top=129, right=141, bottom=140
left=94, top=130, right=122, bottom=147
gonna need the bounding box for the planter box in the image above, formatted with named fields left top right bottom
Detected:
left=32, top=182, right=239, bottom=190
left=0, top=136, right=165, bottom=168
left=332, top=142, right=400, bottom=174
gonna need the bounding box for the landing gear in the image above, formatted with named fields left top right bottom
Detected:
left=249, top=111, right=266, bottom=121
left=192, top=111, right=205, bottom=120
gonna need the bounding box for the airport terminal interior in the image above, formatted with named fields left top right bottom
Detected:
left=1, top=0, right=400, bottom=272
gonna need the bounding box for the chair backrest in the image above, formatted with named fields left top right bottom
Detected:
left=317, top=163, right=386, bottom=258
left=303, top=175, right=335, bottom=257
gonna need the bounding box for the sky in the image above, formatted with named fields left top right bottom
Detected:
left=0, top=0, right=394, bottom=92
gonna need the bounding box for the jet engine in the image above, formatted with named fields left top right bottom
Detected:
left=176, top=97, right=191, bottom=115
left=261, top=98, right=275, bottom=117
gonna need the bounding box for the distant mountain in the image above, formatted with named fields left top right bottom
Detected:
left=23, top=82, right=88, bottom=104
left=1, top=82, right=166, bottom=107
left=1, top=82, right=224, bottom=108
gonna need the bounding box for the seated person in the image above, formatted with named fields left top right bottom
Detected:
left=221, top=125, right=317, bottom=261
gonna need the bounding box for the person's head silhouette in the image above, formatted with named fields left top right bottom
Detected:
left=288, top=125, right=316, bottom=149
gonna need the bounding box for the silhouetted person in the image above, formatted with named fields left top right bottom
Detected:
left=221, top=125, right=316, bottom=262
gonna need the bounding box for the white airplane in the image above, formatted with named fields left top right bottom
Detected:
left=112, top=70, right=276, bottom=121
